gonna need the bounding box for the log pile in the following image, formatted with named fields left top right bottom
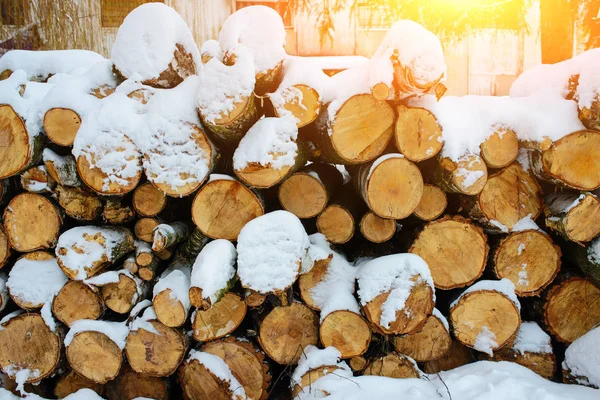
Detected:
left=0, top=3, right=600, bottom=400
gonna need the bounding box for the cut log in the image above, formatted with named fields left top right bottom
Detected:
left=541, top=276, right=600, bottom=344
left=134, top=217, right=161, bottom=243
left=392, top=309, right=451, bottom=362
left=153, top=261, right=192, bottom=328
left=409, top=216, right=488, bottom=290
left=192, top=175, right=264, bottom=240
left=244, top=289, right=267, bottom=309
left=394, top=105, right=443, bottom=162
left=574, top=237, right=600, bottom=284
left=320, top=310, right=371, bottom=359
left=259, top=302, right=319, bottom=365
left=134, top=240, right=154, bottom=267
left=0, top=225, right=10, bottom=269
left=298, top=236, right=333, bottom=310
left=363, top=353, right=421, bottom=379
left=56, top=226, right=135, bottom=280
left=0, top=313, right=61, bottom=383
left=54, top=369, right=106, bottom=399
left=7, top=251, right=67, bottom=310
left=0, top=272, right=7, bottom=313
left=20, top=165, right=55, bottom=193
left=413, top=184, right=447, bottom=221
left=356, top=154, right=424, bottom=219
left=358, top=254, right=435, bottom=335
left=544, top=192, right=600, bottom=243
left=423, top=340, right=475, bottom=374
left=132, top=182, right=167, bottom=217
left=349, top=356, right=368, bottom=373
left=0, top=104, right=44, bottom=179
left=122, top=255, right=138, bottom=275
left=105, top=363, right=168, bottom=400
left=434, top=155, right=488, bottom=196
left=152, top=221, right=192, bottom=253
left=43, top=149, right=81, bottom=187
left=272, top=84, right=321, bottom=128
left=562, top=326, right=599, bottom=388
left=493, top=229, right=561, bottom=296
left=102, top=197, right=136, bottom=225
left=44, top=108, right=81, bottom=147
left=126, top=306, right=187, bottom=377
left=65, top=320, right=128, bottom=384
left=463, top=163, right=543, bottom=231
left=137, top=257, right=161, bottom=281
left=55, top=185, right=103, bottom=221
left=278, top=163, right=343, bottom=219
left=52, top=280, right=105, bottom=326
left=480, top=321, right=556, bottom=380
left=315, top=94, right=395, bottom=165
left=192, top=292, right=247, bottom=342
left=316, top=203, right=356, bottom=245
left=94, top=272, right=145, bottom=314
left=3, top=192, right=62, bottom=252
left=176, top=228, right=211, bottom=261
left=530, top=130, right=600, bottom=191
left=449, top=280, right=521, bottom=354
left=360, top=211, right=396, bottom=243
left=480, top=128, right=519, bottom=169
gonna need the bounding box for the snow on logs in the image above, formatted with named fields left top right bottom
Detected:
left=544, top=191, right=600, bottom=244
left=562, top=326, right=600, bottom=388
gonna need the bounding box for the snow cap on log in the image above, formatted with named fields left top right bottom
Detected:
left=185, top=350, right=247, bottom=399
left=111, top=3, right=200, bottom=88
left=190, top=239, right=237, bottom=308
left=563, top=326, right=600, bottom=388
left=237, top=210, right=312, bottom=294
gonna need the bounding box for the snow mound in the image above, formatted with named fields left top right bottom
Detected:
left=292, top=345, right=352, bottom=387
left=130, top=305, right=160, bottom=335
left=65, top=319, right=129, bottom=350
left=153, top=265, right=191, bottom=314
left=0, top=49, right=105, bottom=80
left=190, top=239, right=237, bottom=305
left=111, top=2, right=200, bottom=83
left=307, top=233, right=333, bottom=263
left=563, top=326, right=600, bottom=388
left=7, top=255, right=67, bottom=307
left=512, top=321, right=552, bottom=355
left=0, top=70, right=47, bottom=139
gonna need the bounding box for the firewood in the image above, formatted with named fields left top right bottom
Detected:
left=0, top=273, right=7, bottom=313
left=433, top=155, right=488, bottom=196
left=530, top=130, right=600, bottom=191
left=349, top=356, right=368, bottom=373
left=52, top=280, right=105, bottom=326
left=192, top=293, right=247, bottom=342
left=358, top=254, right=435, bottom=335
left=0, top=104, right=44, bottom=179
left=134, top=217, right=161, bottom=243
left=152, top=221, right=192, bottom=253
left=394, top=105, right=443, bottom=162
left=360, top=211, right=396, bottom=243
left=3, top=193, right=63, bottom=252
left=105, top=363, right=168, bottom=400
left=192, top=175, right=264, bottom=240
left=244, top=289, right=267, bottom=309
left=88, top=271, right=146, bottom=315
left=449, top=279, right=521, bottom=355
left=272, top=84, right=322, bottom=128
left=137, top=257, right=161, bottom=281
left=43, top=149, right=82, bottom=187
left=278, top=163, right=343, bottom=219
left=539, top=276, right=600, bottom=344
left=55, top=226, right=135, bottom=280
left=544, top=192, right=600, bottom=243
left=44, top=108, right=81, bottom=147
left=409, top=216, right=488, bottom=290
left=102, top=197, right=135, bottom=225
left=259, top=302, right=319, bottom=365
left=392, top=309, right=451, bottom=362
left=20, top=165, right=55, bottom=193
left=291, top=346, right=351, bottom=398
left=463, top=163, right=543, bottom=231
left=413, top=184, right=447, bottom=221
left=0, top=226, right=10, bottom=269
left=126, top=304, right=188, bottom=377
left=132, top=182, right=167, bottom=217
left=320, top=310, right=371, bottom=359
left=363, top=353, right=421, bottom=379
left=152, top=260, right=192, bottom=328
left=314, top=94, right=395, bottom=165
left=562, top=326, right=599, bottom=388
left=480, top=128, right=519, bottom=169
left=355, top=153, right=424, bottom=219
left=0, top=313, right=62, bottom=383
left=423, top=340, right=475, bottom=374
left=54, top=369, right=106, bottom=399
left=493, top=229, right=561, bottom=296
left=316, top=203, right=356, bottom=245
left=122, top=255, right=138, bottom=275
left=55, top=185, right=103, bottom=221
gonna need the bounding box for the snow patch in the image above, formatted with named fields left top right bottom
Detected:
left=187, top=350, right=247, bottom=399
left=190, top=239, right=237, bottom=305
left=563, top=326, right=600, bottom=388
left=7, top=255, right=67, bottom=307
left=0, top=49, right=105, bottom=80
left=512, top=321, right=552, bottom=355
left=65, top=319, right=129, bottom=350
left=451, top=279, right=521, bottom=312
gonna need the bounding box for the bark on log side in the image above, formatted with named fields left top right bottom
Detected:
left=43, top=149, right=81, bottom=187
left=52, top=280, right=105, bottom=326
left=394, top=105, right=443, bottom=162
left=409, top=216, right=488, bottom=290
left=314, top=94, right=395, bottom=165
left=192, top=292, right=247, bottom=342
left=573, top=238, right=600, bottom=285
left=54, top=369, right=106, bottom=399
left=363, top=353, right=421, bottom=379
left=55, top=185, right=103, bottom=221
left=271, top=84, right=321, bottom=128
left=20, top=165, right=55, bottom=193
left=0, top=104, right=44, bottom=179
left=392, top=312, right=452, bottom=362
left=102, top=197, right=135, bottom=225
left=480, top=128, right=519, bottom=169
left=320, top=310, right=371, bottom=359
left=0, top=225, right=10, bottom=269
left=199, top=93, right=259, bottom=146
left=463, top=163, right=543, bottom=231
left=433, top=155, right=488, bottom=196
left=105, top=364, right=168, bottom=400
left=3, top=192, right=62, bottom=252
left=43, top=108, right=81, bottom=147
left=413, top=184, right=447, bottom=221
left=152, top=221, right=192, bottom=253
left=360, top=211, right=396, bottom=243
left=544, top=192, right=600, bottom=244
left=192, top=177, right=264, bottom=240
left=132, top=182, right=167, bottom=217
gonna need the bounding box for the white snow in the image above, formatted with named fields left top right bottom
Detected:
left=432, top=308, right=450, bottom=332
left=325, top=64, right=372, bottom=128
left=367, top=153, right=404, bottom=182
left=357, top=254, right=434, bottom=330
left=218, top=5, right=286, bottom=75
left=451, top=279, right=521, bottom=312
left=55, top=226, right=129, bottom=280
left=86, top=269, right=142, bottom=305
left=588, top=236, right=600, bottom=265
left=40, top=302, right=57, bottom=332
left=200, top=39, right=222, bottom=61
left=153, top=265, right=191, bottom=314
left=187, top=350, right=247, bottom=399
left=474, top=326, right=499, bottom=356
left=307, top=233, right=333, bottom=263
left=0, top=50, right=105, bottom=80
left=0, top=70, right=45, bottom=140
left=130, top=305, right=160, bottom=335
left=190, top=239, right=237, bottom=305
left=3, top=366, right=41, bottom=393
left=291, top=345, right=352, bottom=388
left=0, top=310, right=24, bottom=329
left=546, top=193, right=588, bottom=215
left=208, top=174, right=236, bottom=183
left=512, top=321, right=552, bottom=355
left=111, top=3, right=200, bottom=83
left=303, top=56, right=369, bottom=71
left=511, top=214, right=542, bottom=232
left=237, top=210, right=311, bottom=294
left=0, top=273, right=7, bottom=313
left=563, top=326, right=600, bottom=388
left=65, top=319, right=129, bottom=350
left=196, top=46, right=255, bottom=124
left=7, top=255, right=67, bottom=308
left=21, top=166, right=53, bottom=194
left=489, top=220, right=509, bottom=233
left=233, top=117, right=299, bottom=171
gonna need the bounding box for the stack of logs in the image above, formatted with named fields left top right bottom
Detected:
left=1, top=4, right=600, bottom=400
